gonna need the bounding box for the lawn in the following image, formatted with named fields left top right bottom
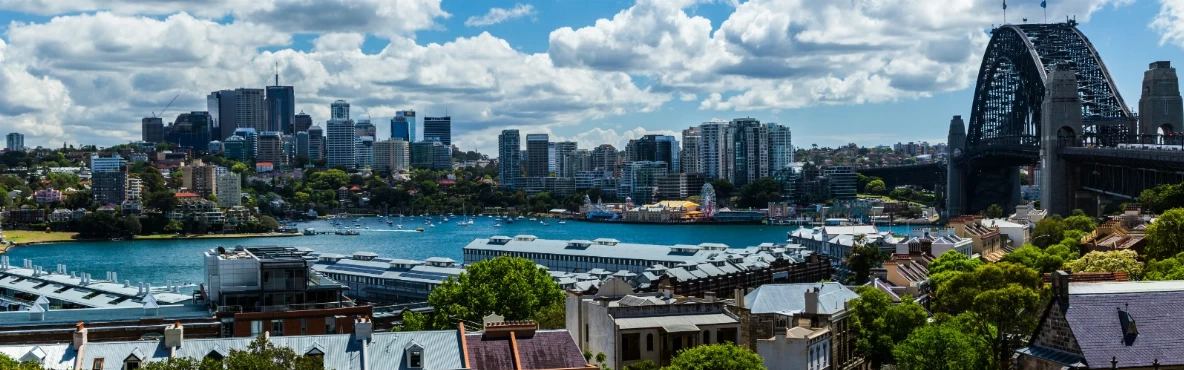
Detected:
left=2, top=230, right=78, bottom=245
left=133, top=233, right=302, bottom=240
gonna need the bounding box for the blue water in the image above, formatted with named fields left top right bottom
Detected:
left=4, top=216, right=919, bottom=288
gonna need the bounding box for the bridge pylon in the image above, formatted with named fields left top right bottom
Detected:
left=1040, top=64, right=1083, bottom=217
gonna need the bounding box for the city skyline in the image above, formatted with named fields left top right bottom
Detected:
left=1, top=0, right=1182, bottom=154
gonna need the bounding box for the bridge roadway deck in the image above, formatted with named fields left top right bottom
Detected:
left=1059, top=147, right=1184, bottom=171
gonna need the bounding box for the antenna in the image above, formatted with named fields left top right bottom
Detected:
left=274, top=62, right=279, bottom=86
left=152, top=95, right=180, bottom=118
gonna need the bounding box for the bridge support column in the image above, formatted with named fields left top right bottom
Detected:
left=1040, top=65, right=1083, bottom=217
left=1139, top=61, right=1183, bottom=138
left=946, top=116, right=966, bottom=219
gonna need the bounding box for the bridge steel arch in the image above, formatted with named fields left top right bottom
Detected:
left=954, top=22, right=1136, bottom=214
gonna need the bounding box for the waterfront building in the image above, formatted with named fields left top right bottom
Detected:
left=698, top=120, right=731, bottom=180
left=231, top=128, right=258, bottom=160
left=824, top=166, right=856, bottom=201
left=373, top=139, right=410, bottom=173
left=516, top=177, right=576, bottom=197
left=591, top=144, right=619, bottom=174
left=548, top=142, right=557, bottom=173
left=620, top=161, right=668, bottom=204
left=657, top=173, right=706, bottom=201
left=730, top=118, right=769, bottom=187
left=767, top=123, right=793, bottom=171
left=0, top=303, right=216, bottom=345
left=141, top=117, right=165, bottom=143
left=326, top=119, right=356, bottom=169
left=639, top=246, right=832, bottom=299
left=295, top=131, right=310, bottom=161
left=331, top=100, right=349, bottom=120
left=526, top=134, right=550, bottom=177
left=265, top=84, right=294, bottom=134
left=391, top=110, right=416, bottom=141
left=681, top=126, right=702, bottom=174
left=566, top=284, right=741, bottom=369
left=307, top=124, right=324, bottom=161
left=0, top=256, right=192, bottom=311
left=626, top=135, right=679, bottom=173
left=309, top=252, right=463, bottom=304
left=410, top=141, right=451, bottom=170
left=202, top=246, right=369, bottom=337
left=294, top=110, right=312, bottom=133
left=221, top=136, right=247, bottom=162
left=575, top=170, right=614, bottom=191
left=464, top=235, right=803, bottom=274
left=90, top=154, right=128, bottom=206
left=553, top=141, right=579, bottom=177
left=257, top=131, right=287, bottom=167
left=181, top=160, right=218, bottom=198
left=423, top=116, right=451, bottom=146
left=733, top=283, right=862, bottom=370
left=6, top=132, right=24, bottom=151
left=168, top=111, right=214, bottom=151
left=788, top=226, right=891, bottom=260
left=498, top=129, right=521, bottom=188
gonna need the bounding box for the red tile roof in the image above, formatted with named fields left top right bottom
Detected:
left=174, top=192, right=199, bottom=198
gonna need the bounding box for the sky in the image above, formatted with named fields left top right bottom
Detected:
left=2, top=0, right=1184, bottom=154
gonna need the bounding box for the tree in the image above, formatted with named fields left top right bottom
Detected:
left=393, top=311, right=429, bottom=332
left=1145, top=251, right=1184, bottom=280
left=665, top=343, right=766, bottom=370
left=164, top=219, right=183, bottom=234
left=1031, top=217, right=1066, bottom=248
left=849, top=287, right=928, bottom=368
left=257, top=215, right=280, bottom=231
left=221, top=334, right=323, bottom=370
left=737, top=177, right=782, bottom=208
left=1001, top=244, right=1077, bottom=273
left=893, top=319, right=980, bottom=370
left=0, top=353, right=43, bottom=370
left=985, top=204, right=1003, bottom=219
left=1064, top=250, right=1144, bottom=279
left=928, top=250, right=982, bottom=276
left=142, top=357, right=223, bottom=370
left=621, top=360, right=659, bottom=370
left=709, top=179, right=735, bottom=205
left=1146, top=208, right=1184, bottom=261
left=146, top=190, right=179, bottom=213
left=845, top=235, right=883, bottom=285
left=865, top=179, right=887, bottom=195
left=424, top=256, right=564, bottom=329
left=63, top=189, right=93, bottom=209
left=122, top=215, right=143, bottom=236
left=1063, top=215, right=1097, bottom=233
left=78, top=211, right=122, bottom=238
left=933, top=263, right=1043, bottom=369
left=532, top=301, right=566, bottom=329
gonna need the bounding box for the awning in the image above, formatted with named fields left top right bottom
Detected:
left=661, top=323, right=701, bottom=333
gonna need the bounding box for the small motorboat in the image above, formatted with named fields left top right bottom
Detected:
left=397, top=225, right=403, bottom=229
left=494, top=223, right=501, bottom=227
left=416, top=227, right=425, bottom=232
left=529, top=217, right=537, bottom=221
left=558, top=220, right=566, bottom=224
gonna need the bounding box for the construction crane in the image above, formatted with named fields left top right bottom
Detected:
left=152, top=95, right=180, bottom=118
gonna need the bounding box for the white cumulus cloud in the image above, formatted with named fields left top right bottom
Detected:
left=465, top=3, right=537, bottom=27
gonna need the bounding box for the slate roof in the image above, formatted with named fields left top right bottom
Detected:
left=465, top=330, right=588, bottom=370
left=1060, top=281, right=1184, bottom=367
left=744, top=282, right=859, bottom=315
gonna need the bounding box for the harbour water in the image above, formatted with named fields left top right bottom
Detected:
left=4, top=216, right=924, bottom=288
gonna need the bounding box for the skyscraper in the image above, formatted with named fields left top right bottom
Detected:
left=168, top=111, right=213, bottom=151
left=681, top=126, right=702, bottom=174
left=216, top=172, right=241, bottom=207
left=265, top=84, right=295, bottom=134
left=526, top=134, right=550, bottom=178
left=553, top=141, right=578, bottom=177
left=391, top=110, right=416, bottom=142
left=208, top=90, right=233, bottom=140
left=208, top=88, right=265, bottom=140
left=354, top=119, right=377, bottom=137
left=331, top=100, right=350, bottom=120
left=699, top=120, right=731, bottom=180
left=295, top=111, right=313, bottom=133
left=182, top=159, right=218, bottom=198
left=498, top=130, right=521, bottom=188
left=257, top=132, right=287, bottom=167
left=326, top=119, right=355, bottom=169
left=591, top=144, right=617, bottom=173
left=355, top=136, right=374, bottom=169
left=410, top=141, right=451, bottom=170
left=296, top=131, right=310, bottom=161
left=308, top=124, right=324, bottom=161
left=5, top=133, right=24, bottom=151
left=232, top=128, right=258, bottom=160
left=625, top=135, right=678, bottom=173
left=223, top=136, right=248, bottom=162
left=90, top=154, right=127, bottom=206
left=729, top=118, right=769, bottom=187
left=142, top=117, right=165, bottom=143
left=374, top=139, right=410, bottom=173
left=423, top=116, right=451, bottom=146
left=767, top=123, right=794, bottom=172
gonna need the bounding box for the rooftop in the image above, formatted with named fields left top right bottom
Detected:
left=0, top=263, right=191, bottom=309
left=465, top=236, right=801, bottom=265
left=743, top=282, right=859, bottom=315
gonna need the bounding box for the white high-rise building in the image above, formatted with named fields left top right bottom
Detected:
left=698, top=120, right=731, bottom=180
left=374, top=139, right=409, bottom=173
left=767, top=122, right=794, bottom=171
left=235, top=88, right=267, bottom=133
left=681, top=127, right=702, bottom=174
left=216, top=172, right=241, bottom=207
left=326, top=119, right=356, bottom=169
left=355, top=136, right=375, bottom=169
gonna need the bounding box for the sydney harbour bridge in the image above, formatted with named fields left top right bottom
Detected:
left=859, top=20, right=1184, bottom=218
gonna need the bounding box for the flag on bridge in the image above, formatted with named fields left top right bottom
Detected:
left=1003, top=0, right=1007, bottom=9
left=1040, top=0, right=1046, bottom=8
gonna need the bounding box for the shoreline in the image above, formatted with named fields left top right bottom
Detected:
left=1, top=232, right=303, bottom=254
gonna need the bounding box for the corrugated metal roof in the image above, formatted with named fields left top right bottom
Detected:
left=614, top=313, right=739, bottom=330
left=744, top=283, right=858, bottom=315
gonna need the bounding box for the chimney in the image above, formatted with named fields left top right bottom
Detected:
left=355, top=317, right=373, bottom=342
left=704, top=291, right=716, bottom=303
left=1053, top=270, right=1071, bottom=306
left=73, top=322, right=88, bottom=350
left=111, top=272, right=117, bottom=283
left=164, top=322, right=184, bottom=349
left=735, top=287, right=746, bottom=308
left=804, top=287, right=820, bottom=315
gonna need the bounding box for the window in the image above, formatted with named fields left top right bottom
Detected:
left=408, top=350, right=423, bottom=368
left=301, top=319, right=308, bottom=335
left=621, top=333, right=641, bottom=361
left=646, top=334, right=654, bottom=352
left=272, top=320, right=283, bottom=335
left=703, top=330, right=711, bottom=345
left=326, top=317, right=337, bottom=334
left=585, top=324, right=589, bottom=342
left=250, top=321, right=263, bottom=336
left=92, top=358, right=104, bottom=370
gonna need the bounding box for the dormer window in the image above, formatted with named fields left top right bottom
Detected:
left=406, top=342, right=425, bottom=368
